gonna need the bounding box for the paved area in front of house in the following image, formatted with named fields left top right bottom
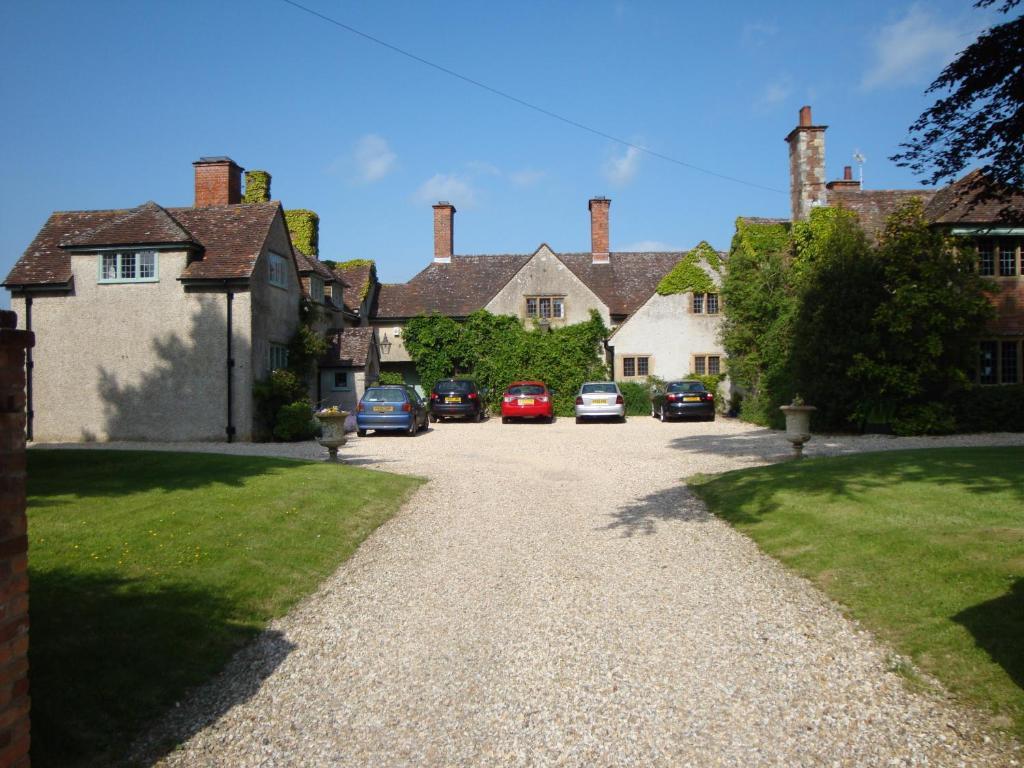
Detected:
left=66, top=419, right=1022, bottom=766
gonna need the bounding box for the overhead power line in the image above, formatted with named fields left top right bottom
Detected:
left=279, top=0, right=787, bottom=195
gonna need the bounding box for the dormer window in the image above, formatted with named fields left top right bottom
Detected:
left=311, top=276, right=325, bottom=303
left=99, top=250, right=158, bottom=283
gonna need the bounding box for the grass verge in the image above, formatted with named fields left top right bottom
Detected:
left=26, top=449, right=423, bottom=768
left=688, top=447, right=1024, bottom=738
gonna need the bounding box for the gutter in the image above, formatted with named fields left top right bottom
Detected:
left=24, top=297, right=33, bottom=442
left=225, top=283, right=235, bottom=442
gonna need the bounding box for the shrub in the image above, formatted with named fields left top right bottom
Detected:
left=375, top=371, right=405, bottom=386
left=617, top=381, right=652, bottom=416
left=273, top=400, right=317, bottom=441
left=954, top=385, right=1024, bottom=432
left=892, top=403, right=957, bottom=436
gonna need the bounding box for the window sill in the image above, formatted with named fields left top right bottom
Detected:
left=98, top=278, right=159, bottom=284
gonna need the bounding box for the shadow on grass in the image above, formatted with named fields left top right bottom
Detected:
left=29, top=568, right=294, bottom=768
left=603, top=485, right=712, bottom=537
left=953, top=578, right=1024, bottom=694
left=688, top=447, right=1024, bottom=525
left=28, top=450, right=310, bottom=500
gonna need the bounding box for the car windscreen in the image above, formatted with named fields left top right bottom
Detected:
left=581, top=383, right=617, bottom=394
left=435, top=380, right=473, bottom=393
left=363, top=387, right=407, bottom=403
left=668, top=382, right=706, bottom=393
left=507, top=385, right=545, bottom=396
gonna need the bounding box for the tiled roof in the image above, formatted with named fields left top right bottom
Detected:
left=557, top=251, right=690, bottom=316
left=320, top=326, right=375, bottom=368
left=61, top=201, right=197, bottom=248
left=925, top=169, right=1024, bottom=224
left=373, top=254, right=532, bottom=319
left=333, top=262, right=375, bottom=310
left=827, top=188, right=937, bottom=241
left=294, top=249, right=337, bottom=282
left=4, top=201, right=283, bottom=287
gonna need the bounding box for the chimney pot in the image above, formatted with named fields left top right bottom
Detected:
left=433, top=202, right=455, bottom=263
left=193, top=156, right=243, bottom=207
left=843, top=165, right=852, bottom=181
left=799, top=105, right=812, bottom=127
left=589, top=197, right=611, bottom=264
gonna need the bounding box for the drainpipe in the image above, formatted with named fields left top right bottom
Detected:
left=24, top=295, right=33, bottom=442
left=225, top=288, right=235, bottom=442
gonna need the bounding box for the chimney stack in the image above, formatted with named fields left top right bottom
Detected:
left=433, top=202, right=455, bottom=263
left=193, top=156, right=243, bottom=207
left=826, top=163, right=862, bottom=192
left=589, top=197, right=610, bottom=264
left=844, top=165, right=852, bottom=181
left=784, top=106, right=827, bottom=221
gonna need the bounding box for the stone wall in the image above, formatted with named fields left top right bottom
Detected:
left=0, top=309, right=33, bottom=768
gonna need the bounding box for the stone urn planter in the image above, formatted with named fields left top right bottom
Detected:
left=315, top=408, right=350, bottom=462
left=779, top=403, right=817, bottom=459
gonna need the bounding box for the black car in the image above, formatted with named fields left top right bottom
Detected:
left=429, top=379, right=486, bottom=422
left=650, top=380, right=716, bottom=422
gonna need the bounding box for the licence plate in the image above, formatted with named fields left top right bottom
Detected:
left=444, top=397, right=460, bottom=403
left=372, top=405, right=394, bottom=412
left=520, top=398, right=535, bottom=405
left=683, top=396, right=700, bottom=402
left=592, top=399, right=607, bottom=405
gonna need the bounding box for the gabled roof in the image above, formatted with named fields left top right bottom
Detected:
left=320, top=326, right=375, bottom=368
left=60, top=201, right=197, bottom=249
left=4, top=201, right=284, bottom=287
left=557, top=251, right=688, bottom=316
left=924, top=169, right=1024, bottom=224
left=333, top=261, right=375, bottom=310
left=826, top=188, right=937, bottom=241
left=294, top=248, right=337, bottom=283
left=373, top=254, right=532, bottom=319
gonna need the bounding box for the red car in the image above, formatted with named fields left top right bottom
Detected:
left=501, top=381, right=554, bottom=423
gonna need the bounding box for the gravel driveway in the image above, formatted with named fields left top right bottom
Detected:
left=107, top=417, right=1023, bottom=766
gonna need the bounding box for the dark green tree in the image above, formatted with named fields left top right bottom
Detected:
left=892, top=0, right=1023, bottom=204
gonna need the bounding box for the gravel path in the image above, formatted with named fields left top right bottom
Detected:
left=72, top=418, right=1022, bottom=766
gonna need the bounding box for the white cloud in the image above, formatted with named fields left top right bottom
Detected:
left=603, top=145, right=641, bottom=185
left=861, top=5, right=962, bottom=90
left=414, top=173, right=478, bottom=207
left=353, top=134, right=397, bottom=182
left=621, top=240, right=677, bottom=252
left=509, top=168, right=545, bottom=187
left=758, top=77, right=792, bottom=107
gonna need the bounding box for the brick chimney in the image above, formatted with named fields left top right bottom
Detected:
left=193, top=157, right=243, bottom=207
left=433, top=202, right=455, bottom=264
left=826, top=164, right=862, bottom=192
left=589, top=197, right=610, bottom=264
left=784, top=106, right=827, bottom=221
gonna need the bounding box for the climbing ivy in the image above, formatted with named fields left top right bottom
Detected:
left=332, top=258, right=376, bottom=300
left=243, top=170, right=271, bottom=204
left=655, top=241, right=722, bottom=296
left=284, top=210, right=319, bottom=256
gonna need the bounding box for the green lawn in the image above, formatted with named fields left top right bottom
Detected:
left=689, top=447, right=1024, bottom=739
left=26, top=449, right=423, bottom=768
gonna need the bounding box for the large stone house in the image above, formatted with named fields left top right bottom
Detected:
left=370, top=198, right=727, bottom=384
left=2, top=157, right=376, bottom=441
left=780, top=105, right=1024, bottom=386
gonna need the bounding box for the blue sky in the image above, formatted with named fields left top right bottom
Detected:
left=0, top=1, right=995, bottom=308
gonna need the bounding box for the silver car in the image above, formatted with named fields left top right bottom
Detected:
left=574, top=381, right=626, bottom=423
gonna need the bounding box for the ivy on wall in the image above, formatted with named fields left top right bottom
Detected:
left=656, top=241, right=722, bottom=296
left=285, top=210, right=319, bottom=257
left=243, top=170, right=271, bottom=204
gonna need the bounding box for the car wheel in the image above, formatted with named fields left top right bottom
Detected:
left=659, top=406, right=667, bottom=423
left=429, top=413, right=438, bottom=423
left=406, top=419, right=417, bottom=436
left=477, top=407, right=485, bottom=422
left=356, top=428, right=367, bottom=437
left=651, top=404, right=657, bottom=418
left=501, top=416, right=509, bottom=424
left=575, top=416, right=582, bottom=424
left=619, top=415, right=627, bottom=423
left=547, top=415, right=554, bottom=424
left=707, top=413, right=716, bottom=422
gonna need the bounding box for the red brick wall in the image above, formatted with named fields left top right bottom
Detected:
left=193, top=160, right=242, bottom=207
left=0, top=309, right=32, bottom=768
left=589, top=198, right=610, bottom=263
left=989, top=280, right=1024, bottom=335
left=432, top=203, right=455, bottom=262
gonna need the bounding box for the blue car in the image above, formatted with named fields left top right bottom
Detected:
left=356, top=386, right=429, bottom=436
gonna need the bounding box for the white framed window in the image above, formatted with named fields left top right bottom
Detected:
left=978, top=240, right=995, bottom=276
left=525, top=296, right=565, bottom=319
left=98, top=250, right=158, bottom=283
left=999, top=241, right=1019, bottom=277
left=622, top=356, right=650, bottom=378
left=310, top=276, right=324, bottom=303
left=268, top=252, right=289, bottom=288
left=330, top=371, right=351, bottom=391
left=269, top=343, right=289, bottom=372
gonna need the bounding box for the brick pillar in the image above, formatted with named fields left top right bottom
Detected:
left=784, top=106, right=828, bottom=221
left=589, top=197, right=610, bottom=264
left=193, top=157, right=243, bottom=207
left=0, top=309, right=33, bottom=768
left=432, top=203, right=455, bottom=264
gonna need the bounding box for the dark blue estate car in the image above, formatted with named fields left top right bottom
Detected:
left=356, top=386, right=428, bottom=436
